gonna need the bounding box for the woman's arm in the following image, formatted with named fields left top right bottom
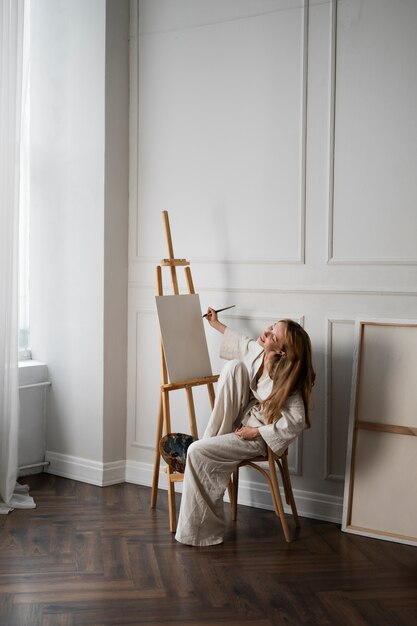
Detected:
left=205, top=307, right=227, bottom=334
left=258, top=394, right=306, bottom=456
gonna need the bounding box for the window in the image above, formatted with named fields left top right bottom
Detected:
left=19, top=0, right=31, bottom=361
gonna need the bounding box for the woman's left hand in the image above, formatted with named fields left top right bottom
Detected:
left=235, top=425, right=260, bottom=440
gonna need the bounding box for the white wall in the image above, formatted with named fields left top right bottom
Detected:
left=30, top=0, right=106, bottom=464
left=29, top=0, right=129, bottom=482
left=126, top=0, right=417, bottom=521
left=26, top=0, right=417, bottom=516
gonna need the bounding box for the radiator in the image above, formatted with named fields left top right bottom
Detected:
left=18, top=361, right=51, bottom=476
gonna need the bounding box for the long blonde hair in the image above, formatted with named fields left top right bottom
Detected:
left=263, top=319, right=315, bottom=427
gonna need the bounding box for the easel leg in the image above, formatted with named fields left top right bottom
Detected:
left=161, top=389, right=178, bottom=531
left=151, top=393, right=164, bottom=508
left=167, top=468, right=177, bottom=533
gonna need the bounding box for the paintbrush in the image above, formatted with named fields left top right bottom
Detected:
left=202, top=305, right=236, bottom=318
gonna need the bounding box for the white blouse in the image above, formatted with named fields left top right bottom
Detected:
left=219, top=327, right=306, bottom=456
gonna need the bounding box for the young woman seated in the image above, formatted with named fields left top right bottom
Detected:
left=175, top=308, right=315, bottom=547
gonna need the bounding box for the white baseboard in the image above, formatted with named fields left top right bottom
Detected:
left=45, top=451, right=125, bottom=486
left=125, top=459, right=343, bottom=524
left=45, top=452, right=342, bottom=523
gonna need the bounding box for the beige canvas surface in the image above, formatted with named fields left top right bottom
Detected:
left=357, top=324, right=417, bottom=427
left=155, top=294, right=212, bottom=383
left=350, top=430, right=417, bottom=539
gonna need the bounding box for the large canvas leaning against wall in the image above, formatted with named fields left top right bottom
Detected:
left=342, top=319, right=417, bottom=546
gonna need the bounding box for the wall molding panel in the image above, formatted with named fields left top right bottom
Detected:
left=326, top=0, right=337, bottom=265
left=327, top=0, right=417, bottom=265
left=132, top=0, right=310, bottom=265
left=324, top=318, right=355, bottom=482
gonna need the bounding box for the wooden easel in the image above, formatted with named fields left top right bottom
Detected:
left=150, top=211, right=219, bottom=532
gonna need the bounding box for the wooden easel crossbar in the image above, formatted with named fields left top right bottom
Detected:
left=150, top=211, right=218, bottom=532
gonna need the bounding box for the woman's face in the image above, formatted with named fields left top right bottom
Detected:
left=257, top=321, right=286, bottom=355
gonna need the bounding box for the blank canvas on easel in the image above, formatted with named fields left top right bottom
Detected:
left=342, top=319, right=417, bottom=546
left=155, top=294, right=212, bottom=383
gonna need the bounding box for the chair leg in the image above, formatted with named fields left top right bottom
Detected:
left=268, top=453, right=291, bottom=543
left=279, top=460, right=292, bottom=506
left=229, top=468, right=239, bottom=521
left=278, top=455, right=300, bottom=528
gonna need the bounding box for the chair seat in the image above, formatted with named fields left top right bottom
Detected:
left=229, top=447, right=300, bottom=543
left=239, top=455, right=269, bottom=465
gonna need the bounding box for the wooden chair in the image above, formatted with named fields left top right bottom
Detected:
left=229, top=447, right=300, bottom=543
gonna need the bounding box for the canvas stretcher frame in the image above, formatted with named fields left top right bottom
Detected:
left=342, top=318, right=417, bottom=547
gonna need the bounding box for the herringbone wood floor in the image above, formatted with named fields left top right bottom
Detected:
left=0, top=473, right=416, bottom=626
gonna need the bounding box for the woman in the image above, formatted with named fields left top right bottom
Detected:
left=175, top=307, right=315, bottom=547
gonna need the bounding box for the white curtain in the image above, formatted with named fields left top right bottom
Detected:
left=0, top=0, right=35, bottom=513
